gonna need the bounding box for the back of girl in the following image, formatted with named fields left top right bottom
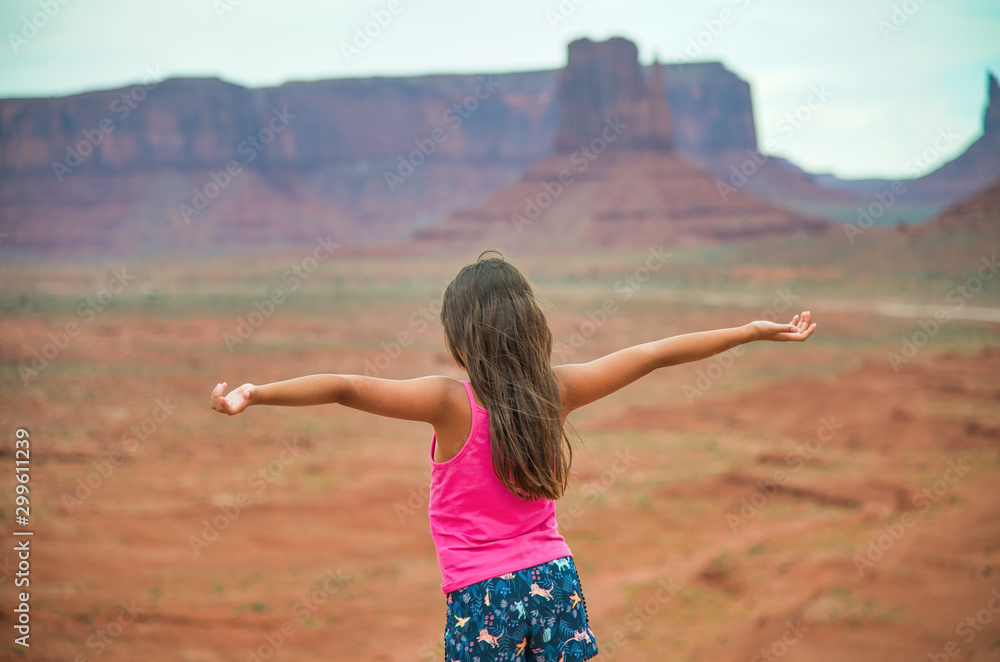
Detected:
left=211, top=250, right=816, bottom=661
left=433, top=253, right=596, bottom=659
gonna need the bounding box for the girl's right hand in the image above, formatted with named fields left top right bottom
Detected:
left=211, top=381, right=256, bottom=415
left=750, top=312, right=816, bottom=342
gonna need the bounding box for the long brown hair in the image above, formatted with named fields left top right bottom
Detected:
left=441, top=250, right=572, bottom=501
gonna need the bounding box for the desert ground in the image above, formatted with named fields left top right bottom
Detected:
left=1, top=231, right=999, bottom=661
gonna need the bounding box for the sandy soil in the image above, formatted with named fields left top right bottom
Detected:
left=0, top=251, right=998, bottom=661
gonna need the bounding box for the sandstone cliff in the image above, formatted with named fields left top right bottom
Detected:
left=417, top=38, right=830, bottom=253
left=904, top=72, right=1000, bottom=203
left=915, top=175, right=1000, bottom=238
left=0, top=45, right=763, bottom=257
left=553, top=38, right=674, bottom=153
left=7, top=41, right=989, bottom=258
left=700, top=72, right=1000, bottom=225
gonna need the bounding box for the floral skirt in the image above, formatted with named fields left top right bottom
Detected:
left=443, top=556, right=599, bottom=661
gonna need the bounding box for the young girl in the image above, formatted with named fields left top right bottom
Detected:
left=210, top=250, right=816, bottom=661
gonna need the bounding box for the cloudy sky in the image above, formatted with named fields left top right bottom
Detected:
left=1, top=0, right=998, bottom=179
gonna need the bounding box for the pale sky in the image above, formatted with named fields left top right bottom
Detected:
left=1, top=0, right=998, bottom=179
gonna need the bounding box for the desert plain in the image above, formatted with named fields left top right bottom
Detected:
left=1, top=229, right=999, bottom=661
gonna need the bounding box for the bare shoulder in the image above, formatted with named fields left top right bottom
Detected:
left=416, top=374, right=473, bottom=422
left=435, top=375, right=472, bottom=406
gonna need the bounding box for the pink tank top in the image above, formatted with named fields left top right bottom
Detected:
left=428, top=381, right=573, bottom=593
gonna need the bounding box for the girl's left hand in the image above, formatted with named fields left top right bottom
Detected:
left=211, top=381, right=255, bottom=415
left=751, top=312, right=817, bottom=342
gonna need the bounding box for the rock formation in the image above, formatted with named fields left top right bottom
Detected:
left=0, top=60, right=761, bottom=257
left=553, top=38, right=674, bottom=153
left=0, top=40, right=990, bottom=258
left=915, top=175, right=1000, bottom=238
left=908, top=71, right=1000, bottom=202
left=0, top=64, right=756, bottom=178
left=684, top=71, right=1000, bottom=226
left=984, top=72, right=1000, bottom=136
left=417, top=38, right=831, bottom=253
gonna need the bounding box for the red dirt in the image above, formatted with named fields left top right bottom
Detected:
left=1, top=267, right=998, bottom=661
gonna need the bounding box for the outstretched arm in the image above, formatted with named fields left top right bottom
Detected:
left=554, top=312, right=816, bottom=415
left=210, top=374, right=458, bottom=425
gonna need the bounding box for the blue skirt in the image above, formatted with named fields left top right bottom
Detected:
left=443, top=556, right=599, bottom=661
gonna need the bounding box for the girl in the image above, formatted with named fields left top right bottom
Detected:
left=210, top=250, right=816, bottom=661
